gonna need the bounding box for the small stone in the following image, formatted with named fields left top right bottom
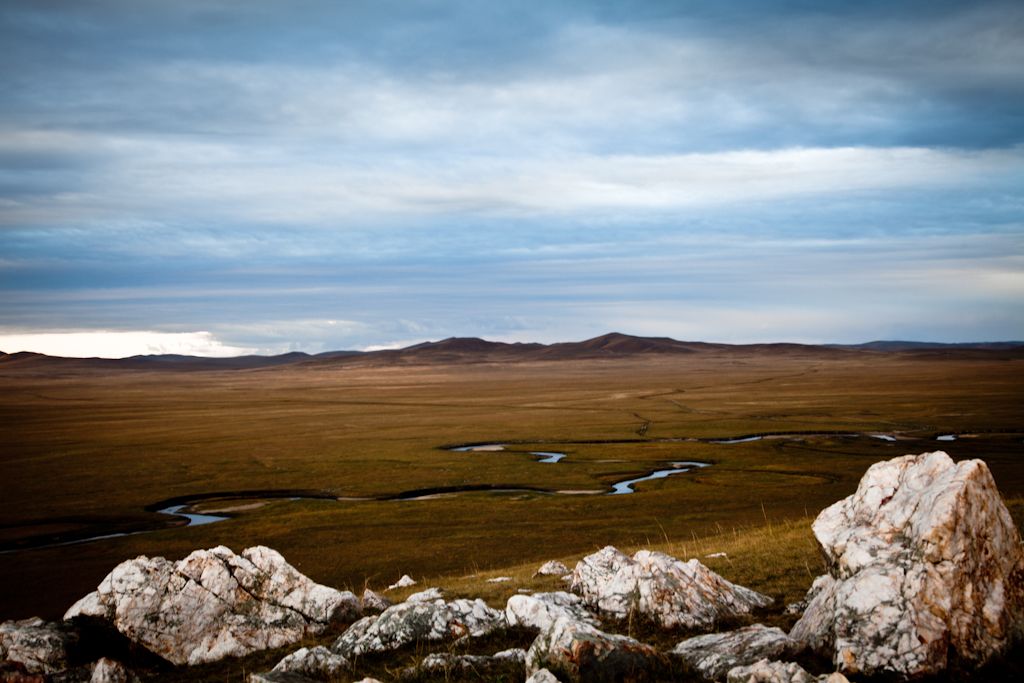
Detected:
left=534, top=561, right=571, bottom=577
left=487, top=576, right=513, bottom=583
left=360, top=588, right=392, bottom=614
left=387, top=575, right=417, bottom=591
left=525, top=669, right=559, bottom=683
left=89, top=658, right=139, bottom=683
left=406, top=587, right=444, bottom=603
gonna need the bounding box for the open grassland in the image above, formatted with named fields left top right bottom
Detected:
left=1, top=351, right=1022, bottom=622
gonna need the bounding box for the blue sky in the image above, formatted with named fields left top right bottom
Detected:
left=1, top=1, right=1022, bottom=356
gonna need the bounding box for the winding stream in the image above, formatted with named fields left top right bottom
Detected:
left=6, top=429, right=985, bottom=553
left=609, top=461, right=711, bottom=495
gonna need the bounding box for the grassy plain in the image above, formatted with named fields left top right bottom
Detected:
left=1, top=350, right=1022, bottom=630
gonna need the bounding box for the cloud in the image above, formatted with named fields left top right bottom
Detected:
left=0, top=331, right=257, bottom=358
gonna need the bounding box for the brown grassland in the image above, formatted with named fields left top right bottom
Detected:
left=0, top=348, right=1022, bottom=679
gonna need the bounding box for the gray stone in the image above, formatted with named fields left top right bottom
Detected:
left=790, top=452, right=1024, bottom=677
left=535, top=561, right=571, bottom=577
left=571, top=546, right=772, bottom=629
left=64, top=545, right=359, bottom=666
left=405, top=587, right=444, bottom=603
left=672, top=624, right=798, bottom=681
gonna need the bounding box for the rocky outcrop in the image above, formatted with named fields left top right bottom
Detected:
left=64, top=545, right=359, bottom=666
left=506, top=592, right=599, bottom=632
left=0, top=618, right=75, bottom=675
left=673, top=625, right=798, bottom=681
left=401, top=649, right=525, bottom=679
left=535, top=561, right=570, bottom=577
left=726, top=659, right=849, bottom=683
left=571, top=546, right=772, bottom=629
left=332, top=598, right=505, bottom=658
left=525, top=616, right=669, bottom=682
left=790, top=451, right=1024, bottom=677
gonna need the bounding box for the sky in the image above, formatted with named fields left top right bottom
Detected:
left=1, top=1, right=1023, bottom=357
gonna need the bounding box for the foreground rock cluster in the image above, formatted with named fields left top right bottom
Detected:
left=2, top=450, right=1021, bottom=682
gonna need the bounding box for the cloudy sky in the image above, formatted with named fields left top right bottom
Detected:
left=1, top=1, right=1022, bottom=357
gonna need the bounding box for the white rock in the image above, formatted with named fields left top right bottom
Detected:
left=487, top=576, right=513, bottom=583
left=571, top=546, right=772, bottom=629
left=525, top=669, right=560, bottom=683
left=332, top=598, right=506, bottom=658
left=706, top=552, right=728, bottom=559
left=505, top=591, right=599, bottom=632
left=790, top=452, right=1024, bottom=677
left=673, top=624, right=798, bottom=681
left=726, top=659, right=849, bottom=683
left=64, top=545, right=359, bottom=666
left=387, top=574, right=417, bottom=590
left=534, top=560, right=571, bottom=577
left=525, top=615, right=667, bottom=681
left=90, top=657, right=140, bottom=683
left=360, top=588, right=391, bottom=614
left=0, top=617, right=75, bottom=675
left=406, top=587, right=444, bottom=602
left=268, top=646, right=350, bottom=679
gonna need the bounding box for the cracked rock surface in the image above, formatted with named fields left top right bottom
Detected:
left=525, top=615, right=668, bottom=682
left=331, top=598, right=505, bottom=658
left=0, top=618, right=76, bottom=675
left=673, top=624, right=798, bottom=681
left=506, top=592, right=599, bottom=632
left=63, top=545, right=359, bottom=666
left=790, top=451, right=1024, bottom=677
left=571, top=546, right=772, bottom=629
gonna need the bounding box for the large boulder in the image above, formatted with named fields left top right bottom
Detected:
left=332, top=598, right=505, bottom=658
left=506, top=592, right=599, bottom=632
left=571, top=546, right=772, bottom=629
left=64, top=545, right=359, bottom=666
left=790, top=451, right=1024, bottom=677
left=525, top=616, right=669, bottom=682
left=0, top=618, right=75, bottom=675
left=672, top=624, right=798, bottom=681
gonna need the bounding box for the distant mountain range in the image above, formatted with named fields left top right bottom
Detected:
left=2, top=332, right=1022, bottom=372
